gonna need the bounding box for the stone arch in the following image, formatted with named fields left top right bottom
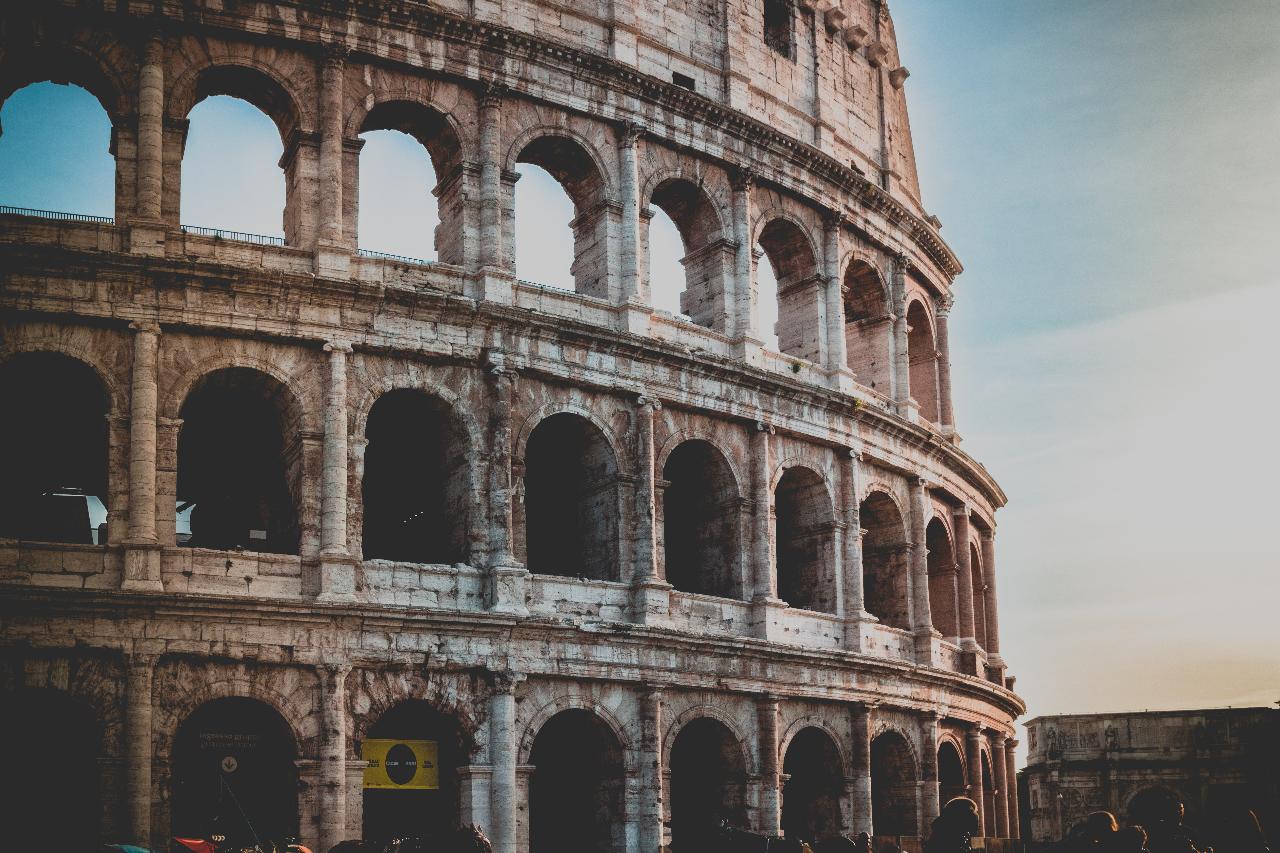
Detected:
left=1126, top=784, right=1196, bottom=824
left=656, top=428, right=746, bottom=493
left=164, top=351, right=318, bottom=432
left=756, top=213, right=823, bottom=361
left=870, top=727, right=919, bottom=835
left=519, top=410, right=623, bottom=581
left=0, top=332, right=128, bottom=417
left=860, top=488, right=911, bottom=630
left=662, top=705, right=756, bottom=777
left=346, top=666, right=488, bottom=756
left=668, top=713, right=752, bottom=847
left=926, top=516, right=959, bottom=641
left=938, top=737, right=966, bottom=804
left=781, top=724, right=847, bottom=843
left=906, top=298, right=940, bottom=423
left=661, top=438, right=743, bottom=599
left=504, top=126, right=616, bottom=200
left=0, top=37, right=132, bottom=124
left=168, top=58, right=310, bottom=144
left=514, top=402, right=629, bottom=471
left=774, top=464, right=837, bottom=614
left=645, top=175, right=732, bottom=330
left=778, top=715, right=850, bottom=776
left=346, top=95, right=469, bottom=170
left=842, top=256, right=893, bottom=392
left=517, top=694, right=636, bottom=769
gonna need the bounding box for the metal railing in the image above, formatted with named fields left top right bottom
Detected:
left=358, top=247, right=431, bottom=266
left=0, top=204, right=113, bottom=224
left=180, top=224, right=285, bottom=246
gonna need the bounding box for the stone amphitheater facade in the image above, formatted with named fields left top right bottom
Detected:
left=0, top=1, right=1024, bottom=851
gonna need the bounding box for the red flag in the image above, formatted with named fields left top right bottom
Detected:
left=173, top=838, right=217, bottom=853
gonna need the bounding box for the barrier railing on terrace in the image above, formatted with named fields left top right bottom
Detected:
left=358, top=247, right=431, bottom=265
left=180, top=224, right=285, bottom=246
left=0, top=204, right=113, bottom=224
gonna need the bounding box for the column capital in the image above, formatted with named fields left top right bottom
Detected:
left=488, top=669, right=526, bottom=694
left=822, top=207, right=849, bottom=231
left=479, top=79, right=509, bottom=109
left=129, top=320, right=161, bottom=335
left=319, top=662, right=352, bottom=681
left=730, top=167, right=757, bottom=192
left=636, top=393, right=662, bottom=412
left=1007, top=737, right=1019, bottom=749
left=937, top=294, right=955, bottom=317
left=126, top=652, right=160, bottom=674
left=321, top=43, right=350, bottom=69
left=967, top=723, right=986, bottom=739
left=893, top=251, right=912, bottom=272
left=754, top=420, right=775, bottom=435
left=618, top=120, right=644, bottom=146
left=323, top=340, right=353, bottom=354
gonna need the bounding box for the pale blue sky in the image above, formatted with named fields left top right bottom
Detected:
left=1, top=2, right=1277, bottom=755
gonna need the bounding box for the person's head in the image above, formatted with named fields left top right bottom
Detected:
left=941, top=798, right=980, bottom=835
left=1084, top=812, right=1120, bottom=839
left=1110, top=826, right=1148, bottom=853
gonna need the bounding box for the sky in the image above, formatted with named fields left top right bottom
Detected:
left=1, top=1, right=1277, bottom=764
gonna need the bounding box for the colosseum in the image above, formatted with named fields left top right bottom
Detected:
left=0, top=0, right=1024, bottom=850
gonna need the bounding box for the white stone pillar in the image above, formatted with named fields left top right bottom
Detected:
left=125, top=654, right=157, bottom=844
left=136, top=33, right=164, bottom=222
left=936, top=296, right=956, bottom=432
left=982, top=529, right=1004, bottom=667
left=318, top=342, right=357, bottom=601
left=839, top=449, right=866, bottom=650
left=316, top=46, right=350, bottom=276
left=478, top=83, right=505, bottom=272
left=849, top=703, right=872, bottom=835
left=319, top=664, right=351, bottom=853
left=632, top=395, right=669, bottom=624
left=953, top=506, right=978, bottom=651
left=1005, top=738, right=1020, bottom=839
left=757, top=695, right=781, bottom=836
left=750, top=422, right=782, bottom=640
left=965, top=726, right=986, bottom=836
left=909, top=476, right=936, bottom=664
left=639, top=685, right=664, bottom=853
left=992, top=734, right=1010, bottom=837
left=919, top=712, right=940, bottom=828
left=123, top=321, right=163, bottom=592
left=619, top=123, right=643, bottom=303
left=891, top=254, right=912, bottom=416
left=823, top=213, right=853, bottom=387
left=485, top=355, right=528, bottom=614
left=489, top=671, right=522, bottom=853
left=731, top=170, right=757, bottom=348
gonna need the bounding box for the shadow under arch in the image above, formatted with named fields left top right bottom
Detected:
left=870, top=728, right=918, bottom=836
left=669, top=715, right=750, bottom=849
left=528, top=707, right=628, bottom=853
left=906, top=299, right=940, bottom=423
left=661, top=438, right=743, bottom=599
left=926, top=516, right=959, bottom=641
left=647, top=176, right=732, bottom=330
left=782, top=725, right=846, bottom=844
left=774, top=464, right=836, bottom=613
left=860, top=489, right=911, bottom=630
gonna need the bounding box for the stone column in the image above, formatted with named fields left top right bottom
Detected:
left=919, top=712, right=941, bottom=828
left=618, top=123, right=644, bottom=304
left=318, top=342, right=357, bottom=602
left=992, top=735, right=1010, bottom=837
left=982, top=529, right=1004, bottom=667
left=839, top=449, right=866, bottom=650
left=1005, top=739, right=1020, bottom=839
left=316, top=46, right=350, bottom=276
left=125, top=654, right=157, bottom=844
left=731, top=170, right=757, bottom=349
left=485, top=355, right=528, bottom=614
left=965, top=726, right=986, bottom=836
left=757, top=695, right=782, bottom=836
left=823, top=213, right=853, bottom=388
left=478, top=83, right=507, bottom=273
left=849, top=703, right=873, bottom=835
left=750, top=422, right=782, bottom=640
left=890, top=254, right=912, bottom=416
left=639, top=685, right=665, bottom=853
left=319, top=664, right=351, bottom=853
left=136, top=33, right=164, bottom=223
left=909, top=476, right=936, bottom=664
left=953, top=506, right=978, bottom=651
left=489, top=671, right=523, bottom=853
left=632, top=395, right=669, bottom=624
left=935, top=296, right=956, bottom=431
left=123, top=321, right=163, bottom=592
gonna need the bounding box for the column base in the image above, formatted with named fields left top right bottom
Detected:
left=486, top=560, right=529, bottom=616
left=631, top=580, right=672, bottom=626
left=315, top=242, right=352, bottom=280
left=127, top=221, right=167, bottom=257
left=121, top=543, right=164, bottom=593
left=731, top=336, right=766, bottom=368
left=618, top=298, right=653, bottom=336
left=751, top=596, right=788, bottom=642
left=470, top=266, right=516, bottom=304
left=830, top=366, right=857, bottom=394
left=316, top=554, right=359, bottom=603
left=843, top=610, right=876, bottom=652
left=913, top=627, right=941, bottom=666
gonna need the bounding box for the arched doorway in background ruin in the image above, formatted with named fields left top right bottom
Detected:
left=528, top=708, right=626, bottom=853
left=860, top=491, right=911, bottom=630
left=774, top=466, right=836, bottom=614
left=870, top=730, right=918, bottom=836
left=938, top=740, right=966, bottom=806
left=668, top=717, right=749, bottom=849
left=926, top=517, right=959, bottom=642
left=171, top=697, right=299, bottom=844
left=361, top=699, right=466, bottom=842
left=781, top=726, right=845, bottom=844
left=661, top=439, right=742, bottom=599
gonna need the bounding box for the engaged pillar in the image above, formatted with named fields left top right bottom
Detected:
left=485, top=355, right=527, bottom=614
left=936, top=296, right=956, bottom=432
left=319, top=664, right=351, bottom=853
left=750, top=422, right=784, bottom=641
left=839, top=449, right=867, bottom=650
left=123, top=322, right=163, bottom=592
left=315, top=46, right=350, bottom=277
left=953, top=506, right=978, bottom=652
left=823, top=212, right=854, bottom=389
left=318, top=342, right=357, bottom=602
left=919, top=711, right=940, bottom=827
left=631, top=394, right=670, bottom=624
left=992, top=734, right=1010, bottom=837
left=489, top=671, right=523, bottom=853
left=756, top=695, right=782, bottom=836
left=849, top=703, right=873, bottom=835
left=639, top=685, right=664, bottom=853
left=982, top=529, right=1005, bottom=670
left=1005, top=738, right=1020, bottom=839
left=125, top=654, right=157, bottom=844
left=131, top=30, right=166, bottom=255
left=890, top=254, right=911, bottom=416
left=965, top=726, right=986, bottom=836
left=909, top=476, right=937, bottom=664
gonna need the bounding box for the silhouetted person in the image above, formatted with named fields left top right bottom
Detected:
left=1107, top=826, right=1150, bottom=853
left=1137, top=797, right=1205, bottom=853
left=1066, top=812, right=1119, bottom=853
left=926, top=797, right=981, bottom=853
left=1211, top=808, right=1268, bottom=853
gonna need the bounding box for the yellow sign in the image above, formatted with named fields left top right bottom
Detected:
left=362, top=739, right=438, bottom=790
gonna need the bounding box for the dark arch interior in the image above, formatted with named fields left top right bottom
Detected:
left=781, top=727, right=845, bottom=844
left=0, top=688, right=101, bottom=850
left=362, top=390, right=470, bottom=564
left=843, top=261, right=891, bottom=391
left=362, top=699, right=467, bottom=842
left=662, top=440, right=741, bottom=599
left=0, top=352, right=109, bottom=544
left=758, top=218, right=821, bottom=362
left=938, top=741, right=965, bottom=805
left=926, top=518, right=958, bottom=640
left=648, top=179, right=728, bottom=330
left=529, top=709, right=625, bottom=853
left=172, top=697, right=299, bottom=845
left=523, top=413, right=620, bottom=581
left=870, top=731, right=917, bottom=836
left=906, top=300, right=939, bottom=423
left=860, top=492, right=910, bottom=630
left=775, top=467, right=836, bottom=614
left=177, top=367, right=301, bottom=554
left=669, top=717, right=749, bottom=848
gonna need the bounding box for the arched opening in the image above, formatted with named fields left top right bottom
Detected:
left=971, top=542, right=989, bottom=650
left=177, top=367, right=301, bottom=554
left=775, top=467, right=836, bottom=613
left=515, top=135, right=609, bottom=298
left=757, top=218, right=821, bottom=362
left=870, top=731, right=917, bottom=836
left=357, top=101, right=464, bottom=264
left=178, top=66, right=300, bottom=242
left=1127, top=786, right=1196, bottom=828
left=0, top=688, right=101, bottom=849
left=361, top=699, right=467, bottom=842
left=0, top=81, right=115, bottom=216
left=781, top=727, right=845, bottom=844
left=938, top=741, right=965, bottom=805
left=647, top=178, right=730, bottom=330
left=843, top=261, right=892, bottom=392
left=980, top=751, right=995, bottom=837
left=362, top=390, right=471, bottom=564
left=669, top=717, right=748, bottom=849
left=926, top=518, right=958, bottom=641
left=860, top=491, right=910, bottom=630
left=529, top=709, right=626, bottom=853
left=662, top=440, right=741, bottom=599
left=522, top=413, right=620, bottom=581
left=172, top=697, right=299, bottom=845
left=906, top=301, right=940, bottom=424
left=0, top=352, right=110, bottom=544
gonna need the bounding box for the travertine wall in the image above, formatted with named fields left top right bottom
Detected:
left=0, top=1, right=1020, bottom=850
